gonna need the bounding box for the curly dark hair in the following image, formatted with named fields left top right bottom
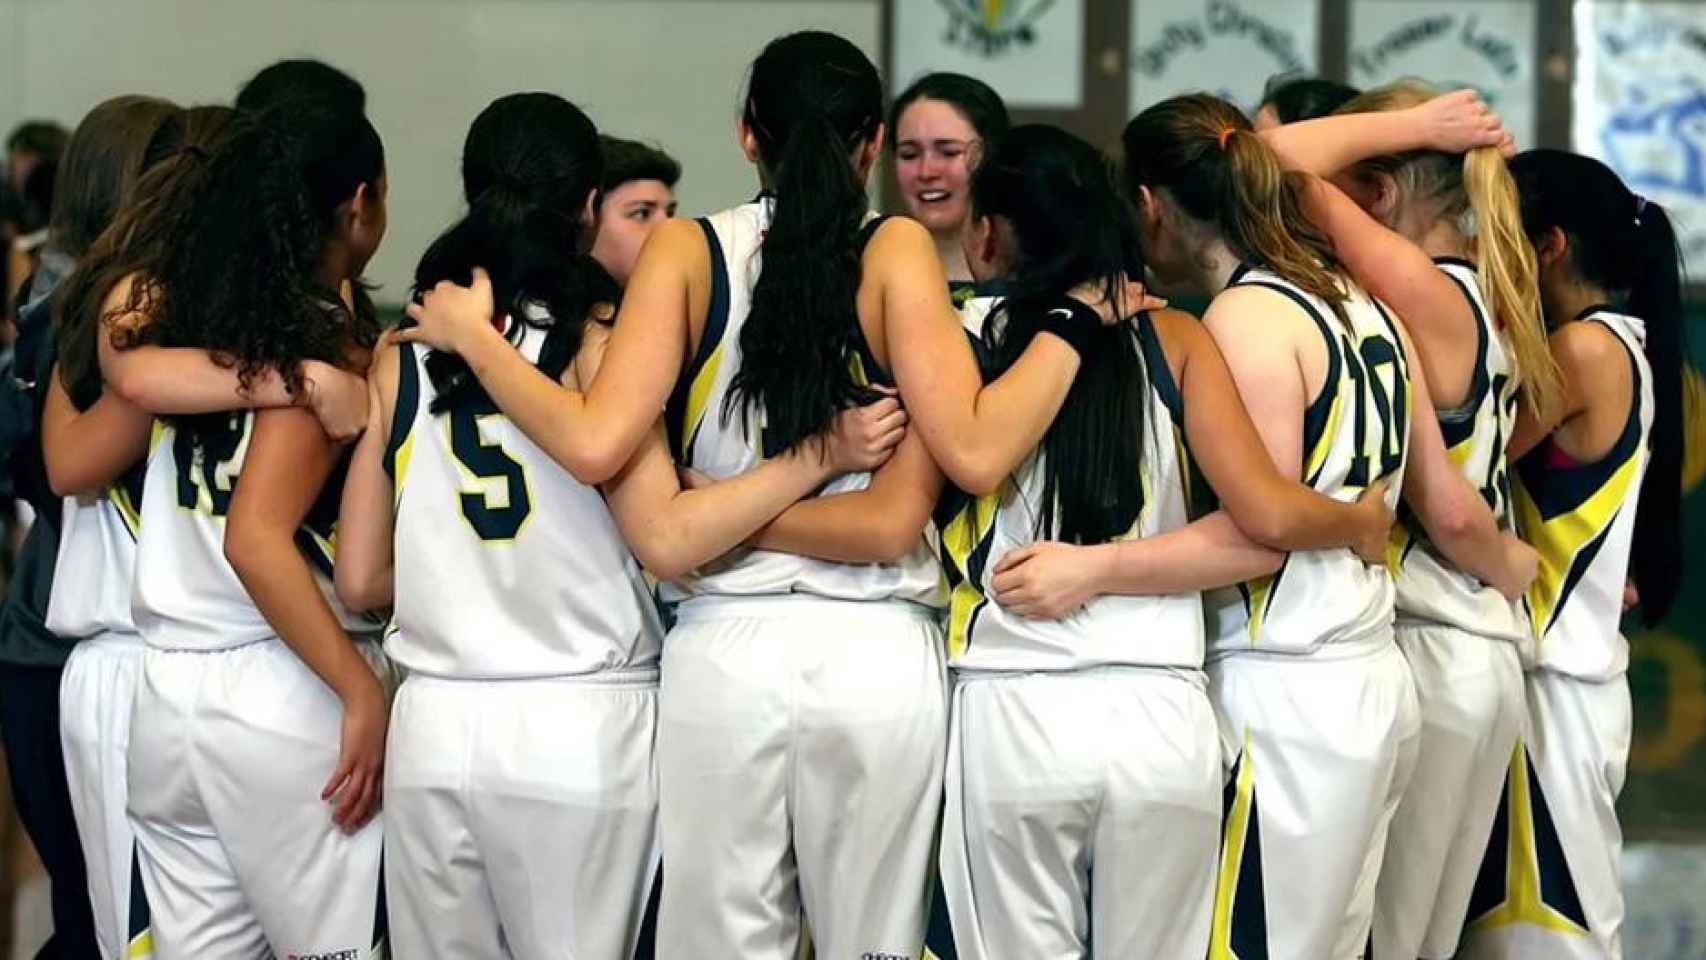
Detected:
left=56, top=103, right=383, bottom=430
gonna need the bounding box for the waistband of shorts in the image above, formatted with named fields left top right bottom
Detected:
left=144, top=632, right=385, bottom=656
left=1394, top=615, right=1521, bottom=644
left=1207, top=626, right=1394, bottom=664
left=71, top=631, right=145, bottom=653
left=671, top=594, right=941, bottom=626
left=403, top=665, right=659, bottom=687
left=952, top=663, right=1205, bottom=687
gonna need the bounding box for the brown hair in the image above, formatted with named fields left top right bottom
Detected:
left=54, top=106, right=235, bottom=410
left=1121, top=93, right=1347, bottom=318
left=48, top=96, right=180, bottom=260
left=1336, top=80, right=1561, bottom=419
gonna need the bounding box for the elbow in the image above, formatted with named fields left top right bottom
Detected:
left=1249, top=546, right=1285, bottom=578
left=222, top=516, right=274, bottom=586
left=1230, top=501, right=1295, bottom=551
left=45, top=458, right=92, bottom=499
left=104, top=364, right=153, bottom=409
left=630, top=537, right=693, bottom=582
left=565, top=438, right=628, bottom=488
left=870, top=512, right=929, bottom=564
left=945, top=454, right=1006, bottom=498
left=334, top=565, right=390, bottom=614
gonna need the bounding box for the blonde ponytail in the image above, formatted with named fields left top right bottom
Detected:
left=1222, top=128, right=1348, bottom=318
left=1463, top=147, right=1561, bottom=419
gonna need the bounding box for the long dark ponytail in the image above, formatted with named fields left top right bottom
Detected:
left=975, top=124, right=1149, bottom=545
left=1510, top=149, right=1686, bottom=625
left=414, top=93, right=615, bottom=413
left=724, top=31, right=885, bottom=455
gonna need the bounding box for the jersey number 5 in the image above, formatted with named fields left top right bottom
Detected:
left=1343, top=334, right=1409, bottom=488
left=449, top=408, right=532, bottom=541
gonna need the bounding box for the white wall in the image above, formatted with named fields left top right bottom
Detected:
left=0, top=0, right=881, bottom=300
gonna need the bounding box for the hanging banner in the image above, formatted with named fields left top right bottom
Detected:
left=892, top=0, right=1085, bottom=109
left=1348, top=1, right=1537, bottom=147
left=1128, top=0, right=1320, bottom=116
left=1573, top=2, right=1706, bottom=275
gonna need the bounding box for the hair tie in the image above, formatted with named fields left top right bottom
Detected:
left=1217, top=126, right=1236, bottom=150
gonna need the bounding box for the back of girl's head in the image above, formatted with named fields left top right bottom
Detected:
left=887, top=72, right=1010, bottom=151
left=47, top=95, right=179, bottom=260
left=727, top=31, right=885, bottom=456
left=1338, top=81, right=1560, bottom=420
left=1121, top=93, right=1345, bottom=313
left=974, top=124, right=1148, bottom=545
left=416, top=92, right=617, bottom=413
left=1510, top=148, right=1687, bottom=624
left=235, top=59, right=366, bottom=116
left=1261, top=75, right=1360, bottom=124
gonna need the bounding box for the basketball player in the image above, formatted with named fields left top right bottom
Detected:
left=1258, top=83, right=1558, bottom=959
left=333, top=92, right=893, bottom=958
left=933, top=122, right=1412, bottom=960
left=888, top=72, right=1008, bottom=295
left=1457, top=150, right=1685, bottom=960
left=98, top=104, right=390, bottom=958
left=591, top=135, right=679, bottom=287
left=41, top=100, right=367, bottom=960
left=1117, top=94, right=1533, bottom=960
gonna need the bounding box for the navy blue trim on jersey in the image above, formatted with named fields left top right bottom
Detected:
left=1236, top=279, right=1342, bottom=479
left=664, top=217, right=731, bottom=463
left=1135, top=313, right=1184, bottom=426
left=1515, top=317, right=1643, bottom=522
left=1573, top=302, right=1615, bottom=324
left=1432, top=255, right=1477, bottom=271
left=383, top=343, right=420, bottom=481
left=1436, top=265, right=1492, bottom=448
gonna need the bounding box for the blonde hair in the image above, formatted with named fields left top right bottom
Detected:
left=1121, top=93, right=1348, bottom=320
left=1336, top=80, right=1561, bottom=419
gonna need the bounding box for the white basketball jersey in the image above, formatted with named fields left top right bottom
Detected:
left=658, top=199, right=943, bottom=607
left=44, top=467, right=144, bottom=641
left=131, top=413, right=379, bottom=650
left=1513, top=310, right=1653, bottom=680
left=1206, top=265, right=1411, bottom=657
left=942, top=303, right=1202, bottom=672
left=1391, top=259, right=1526, bottom=643
left=383, top=324, right=663, bottom=679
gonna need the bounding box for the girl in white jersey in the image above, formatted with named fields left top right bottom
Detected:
left=936, top=123, right=1408, bottom=960
left=1457, top=151, right=1685, bottom=960
left=1257, top=82, right=1555, bottom=959
left=42, top=101, right=369, bottom=960
left=94, top=104, right=391, bottom=958
left=1111, top=94, right=1540, bottom=960
left=333, top=92, right=886, bottom=958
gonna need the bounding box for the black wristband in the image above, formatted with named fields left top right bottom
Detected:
left=1035, top=296, right=1103, bottom=358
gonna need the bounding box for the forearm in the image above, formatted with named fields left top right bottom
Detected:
left=460, top=323, right=645, bottom=485
left=333, top=432, right=394, bottom=612
left=1410, top=473, right=1516, bottom=588
left=751, top=488, right=924, bottom=563
left=1227, top=480, right=1377, bottom=552
left=1092, top=511, right=1282, bottom=596
left=103, top=344, right=304, bottom=414
left=932, top=335, right=1077, bottom=495
left=43, top=387, right=151, bottom=497
left=229, top=537, right=379, bottom=702
left=1261, top=111, right=1433, bottom=176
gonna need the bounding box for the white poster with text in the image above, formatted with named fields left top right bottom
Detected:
left=1128, top=0, right=1320, bottom=116
left=893, top=0, right=1085, bottom=109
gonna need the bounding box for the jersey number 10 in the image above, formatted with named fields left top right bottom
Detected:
left=1343, top=334, right=1409, bottom=488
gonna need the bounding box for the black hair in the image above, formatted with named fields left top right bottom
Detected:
left=6, top=120, right=69, bottom=160
left=886, top=72, right=1010, bottom=152
left=84, top=104, right=384, bottom=441
left=235, top=59, right=366, bottom=115
left=1509, top=148, right=1686, bottom=625
left=597, top=135, right=681, bottom=202
left=973, top=124, right=1148, bottom=544
left=1260, top=74, right=1360, bottom=124
left=18, top=157, right=57, bottom=233
left=724, top=30, right=886, bottom=456
left=415, top=93, right=617, bottom=413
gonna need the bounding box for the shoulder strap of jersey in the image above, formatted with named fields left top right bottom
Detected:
left=664, top=217, right=733, bottom=463
left=382, top=342, right=421, bottom=485
left=1133, top=313, right=1183, bottom=426
left=1433, top=260, right=1492, bottom=444
left=1230, top=272, right=1343, bottom=475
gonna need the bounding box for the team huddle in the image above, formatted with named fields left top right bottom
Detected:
left=10, top=25, right=1684, bottom=960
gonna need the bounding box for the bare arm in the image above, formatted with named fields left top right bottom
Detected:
left=333, top=348, right=399, bottom=612
left=1509, top=322, right=1620, bottom=461
left=1259, top=88, right=1504, bottom=176
left=1398, top=325, right=1537, bottom=599
left=42, top=368, right=152, bottom=497
left=743, top=424, right=944, bottom=563
left=399, top=220, right=703, bottom=484
left=875, top=219, right=1083, bottom=495
left=225, top=407, right=386, bottom=831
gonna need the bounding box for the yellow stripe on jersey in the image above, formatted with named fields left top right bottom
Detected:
left=1387, top=523, right=1411, bottom=576
left=391, top=428, right=417, bottom=506
left=1304, top=389, right=1344, bottom=486
left=941, top=492, right=1000, bottom=660
left=148, top=419, right=167, bottom=452
left=110, top=482, right=142, bottom=538
left=1513, top=450, right=1639, bottom=643
left=1466, top=742, right=1592, bottom=939
left=683, top=337, right=727, bottom=460
left=1210, top=732, right=1258, bottom=960
left=1241, top=558, right=1288, bottom=647
left=127, top=929, right=152, bottom=959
